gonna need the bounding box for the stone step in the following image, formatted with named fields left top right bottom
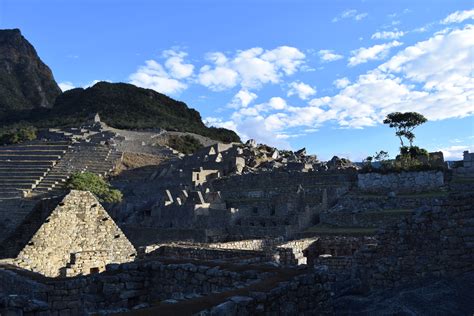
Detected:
left=0, top=179, right=41, bottom=185
left=0, top=171, right=48, bottom=177
left=0, top=144, right=70, bottom=151
left=0, top=150, right=66, bottom=156
left=0, top=155, right=61, bottom=161
left=0, top=183, right=34, bottom=189
left=0, top=161, right=55, bottom=167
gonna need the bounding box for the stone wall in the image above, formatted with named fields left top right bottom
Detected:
left=200, top=270, right=334, bottom=315
left=14, top=190, right=136, bottom=277
left=275, top=238, right=319, bottom=265
left=0, top=260, right=262, bottom=315
left=207, top=238, right=283, bottom=251
left=353, top=192, right=474, bottom=289
left=146, top=244, right=269, bottom=263
left=321, top=209, right=414, bottom=228
left=357, top=171, right=444, bottom=193
left=314, top=256, right=353, bottom=272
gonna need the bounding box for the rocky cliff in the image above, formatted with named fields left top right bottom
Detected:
left=0, top=29, right=61, bottom=113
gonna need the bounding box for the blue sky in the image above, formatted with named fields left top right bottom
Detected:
left=1, top=0, right=473, bottom=161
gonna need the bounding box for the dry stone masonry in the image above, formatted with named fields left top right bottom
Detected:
left=1, top=118, right=473, bottom=315
left=13, top=190, right=136, bottom=277
left=357, top=170, right=445, bottom=193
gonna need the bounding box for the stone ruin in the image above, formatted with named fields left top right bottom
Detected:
left=0, top=121, right=473, bottom=315
left=11, top=190, right=136, bottom=277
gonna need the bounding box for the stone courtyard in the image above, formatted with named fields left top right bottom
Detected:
left=0, top=117, right=473, bottom=315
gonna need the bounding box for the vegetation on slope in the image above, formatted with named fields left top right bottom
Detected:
left=168, top=135, right=203, bottom=154
left=0, top=125, right=37, bottom=145
left=66, top=172, right=123, bottom=203
left=1, top=82, right=240, bottom=143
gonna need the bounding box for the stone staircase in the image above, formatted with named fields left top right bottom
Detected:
left=0, top=141, right=71, bottom=200
left=30, top=142, right=123, bottom=197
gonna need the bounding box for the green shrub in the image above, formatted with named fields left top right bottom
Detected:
left=66, top=172, right=123, bottom=203
left=0, top=125, right=37, bottom=145
left=168, top=135, right=203, bottom=154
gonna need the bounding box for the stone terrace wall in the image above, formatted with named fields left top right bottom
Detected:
left=354, top=192, right=474, bottom=289
left=358, top=171, right=444, bottom=194
left=201, top=271, right=334, bottom=315
left=207, top=238, right=283, bottom=251
left=146, top=245, right=270, bottom=263
left=1, top=260, right=262, bottom=315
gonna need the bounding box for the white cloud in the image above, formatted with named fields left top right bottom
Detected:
left=198, top=65, right=239, bottom=91
left=266, top=97, right=288, bottom=110
left=333, top=77, right=350, bottom=89
left=371, top=31, right=405, bottom=40
left=315, top=24, right=474, bottom=128
left=287, top=81, right=316, bottom=100
left=58, top=82, right=75, bottom=92
left=162, top=50, right=194, bottom=79
left=198, top=46, right=306, bottom=91
left=438, top=145, right=474, bottom=159
left=348, top=41, right=403, bottom=66
left=332, top=9, right=368, bottom=22
left=218, top=24, right=474, bottom=146
left=318, top=49, right=343, bottom=62
left=229, top=89, right=258, bottom=108
left=129, top=50, right=194, bottom=95
left=204, top=117, right=238, bottom=131
left=441, top=9, right=474, bottom=24
left=129, top=60, right=187, bottom=95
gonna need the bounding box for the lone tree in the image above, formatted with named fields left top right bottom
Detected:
left=383, top=112, right=427, bottom=147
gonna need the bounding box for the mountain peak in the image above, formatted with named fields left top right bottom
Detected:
left=0, top=28, right=61, bottom=112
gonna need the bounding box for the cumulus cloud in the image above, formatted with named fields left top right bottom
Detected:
left=229, top=89, right=258, bottom=108
left=438, top=145, right=474, bottom=159
left=198, top=46, right=306, bottom=91
left=58, top=82, right=75, bottom=92
left=287, top=81, right=316, bottom=100
left=129, top=60, right=188, bottom=95
left=218, top=24, right=474, bottom=145
left=371, top=31, right=405, bottom=40
left=441, top=9, right=474, bottom=24
left=332, top=9, right=368, bottom=22
left=129, top=50, right=194, bottom=95
left=318, top=49, right=343, bottom=62
left=317, top=24, right=474, bottom=128
left=162, top=50, right=194, bottom=79
left=348, top=41, right=403, bottom=66
left=333, top=77, right=350, bottom=89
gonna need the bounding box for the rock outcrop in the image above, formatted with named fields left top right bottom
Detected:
left=0, top=29, right=61, bottom=112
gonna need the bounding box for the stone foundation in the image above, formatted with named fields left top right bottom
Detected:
left=358, top=170, right=444, bottom=193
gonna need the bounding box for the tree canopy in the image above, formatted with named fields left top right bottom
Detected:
left=383, top=112, right=427, bottom=147
left=66, top=172, right=122, bottom=203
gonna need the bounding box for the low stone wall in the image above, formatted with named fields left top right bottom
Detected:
left=1, top=260, right=261, bottom=315
left=313, top=236, right=375, bottom=258
left=320, top=209, right=414, bottom=228
left=276, top=238, right=319, bottom=265
left=207, top=238, right=283, bottom=251
left=354, top=192, right=474, bottom=289
left=314, top=256, right=353, bottom=272
left=201, top=271, right=334, bottom=315
left=357, top=171, right=444, bottom=193
left=146, top=245, right=269, bottom=263
left=122, top=226, right=208, bottom=245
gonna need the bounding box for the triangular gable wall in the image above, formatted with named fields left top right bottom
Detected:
left=15, top=190, right=136, bottom=277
